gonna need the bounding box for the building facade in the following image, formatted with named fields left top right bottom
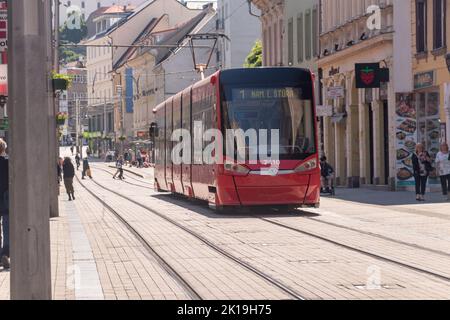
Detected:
left=251, top=0, right=285, bottom=66
left=216, top=0, right=260, bottom=69
left=318, top=0, right=396, bottom=189
left=393, top=0, right=450, bottom=191
left=60, top=0, right=145, bottom=24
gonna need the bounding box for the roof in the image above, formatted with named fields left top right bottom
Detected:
left=113, top=4, right=214, bottom=70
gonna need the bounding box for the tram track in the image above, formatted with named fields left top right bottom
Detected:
left=75, top=174, right=202, bottom=300
left=94, top=166, right=153, bottom=189
left=78, top=175, right=307, bottom=300
left=97, top=169, right=450, bottom=261
left=88, top=167, right=450, bottom=286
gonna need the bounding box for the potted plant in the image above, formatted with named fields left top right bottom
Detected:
left=52, top=72, right=72, bottom=91
left=56, top=112, right=68, bottom=126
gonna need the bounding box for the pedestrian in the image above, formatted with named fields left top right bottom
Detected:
left=82, top=158, right=92, bottom=180
left=75, top=153, right=81, bottom=170
left=70, top=145, right=74, bottom=155
left=113, top=156, right=125, bottom=180
left=412, top=143, right=433, bottom=201
left=320, top=156, right=335, bottom=194
left=436, top=142, right=450, bottom=201
left=63, top=157, right=76, bottom=201
left=0, top=138, right=9, bottom=269
left=137, top=150, right=143, bottom=168
left=57, top=157, right=63, bottom=186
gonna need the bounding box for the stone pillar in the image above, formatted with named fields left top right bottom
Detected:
left=371, top=98, right=383, bottom=185
left=334, top=101, right=346, bottom=186
left=359, top=90, right=370, bottom=185
left=346, top=104, right=360, bottom=187
left=387, top=80, right=397, bottom=190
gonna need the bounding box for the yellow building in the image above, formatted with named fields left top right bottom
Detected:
left=393, top=0, right=450, bottom=191
left=411, top=0, right=449, bottom=146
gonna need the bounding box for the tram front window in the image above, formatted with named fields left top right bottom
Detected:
left=222, top=87, right=316, bottom=160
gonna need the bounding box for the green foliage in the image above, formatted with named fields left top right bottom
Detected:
left=59, top=16, right=87, bottom=64
left=51, top=71, right=73, bottom=89
left=244, top=40, right=263, bottom=68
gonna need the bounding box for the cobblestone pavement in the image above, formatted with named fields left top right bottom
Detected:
left=2, top=153, right=450, bottom=299
left=85, top=164, right=450, bottom=299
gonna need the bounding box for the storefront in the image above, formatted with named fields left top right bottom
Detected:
left=395, top=70, right=447, bottom=190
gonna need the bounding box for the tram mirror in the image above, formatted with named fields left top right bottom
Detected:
left=149, top=122, right=158, bottom=139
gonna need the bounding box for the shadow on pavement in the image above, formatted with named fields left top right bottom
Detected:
left=330, top=187, right=448, bottom=206
left=152, top=193, right=320, bottom=219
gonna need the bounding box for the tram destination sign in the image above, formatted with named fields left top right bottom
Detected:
left=232, top=88, right=302, bottom=100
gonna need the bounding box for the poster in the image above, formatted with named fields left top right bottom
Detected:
left=395, top=93, right=417, bottom=187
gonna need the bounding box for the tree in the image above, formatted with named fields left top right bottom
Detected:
left=59, top=17, right=88, bottom=64
left=244, top=40, right=262, bottom=68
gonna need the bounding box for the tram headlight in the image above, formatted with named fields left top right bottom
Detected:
left=224, top=163, right=250, bottom=176
left=294, top=159, right=318, bottom=173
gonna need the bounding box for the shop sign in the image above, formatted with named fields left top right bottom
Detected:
left=0, top=64, right=6, bottom=96
left=316, top=105, right=333, bottom=117
left=355, top=63, right=381, bottom=88
left=328, top=66, right=340, bottom=77
left=326, top=86, right=344, bottom=99
left=414, top=71, right=435, bottom=90
left=0, top=2, right=7, bottom=52
left=137, top=131, right=147, bottom=138
left=0, top=118, right=8, bottom=130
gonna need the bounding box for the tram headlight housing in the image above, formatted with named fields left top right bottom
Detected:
left=294, top=159, right=318, bottom=173
left=224, top=163, right=250, bottom=176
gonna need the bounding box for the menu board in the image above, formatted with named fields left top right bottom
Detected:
left=395, top=93, right=417, bottom=187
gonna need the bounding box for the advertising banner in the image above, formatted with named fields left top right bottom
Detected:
left=0, top=1, right=7, bottom=52
left=395, top=93, right=417, bottom=187
left=0, top=64, right=7, bottom=96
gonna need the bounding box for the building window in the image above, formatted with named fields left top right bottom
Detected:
left=416, top=0, right=427, bottom=52
left=305, top=10, right=312, bottom=60
left=312, top=6, right=319, bottom=57
left=288, top=18, right=294, bottom=65
left=297, top=13, right=303, bottom=63
left=433, top=0, right=446, bottom=49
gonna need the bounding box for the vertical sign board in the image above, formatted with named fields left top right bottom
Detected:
left=395, top=93, right=417, bottom=188
left=125, top=68, right=134, bottom=113
left=0, top=1, right=7, bottom=97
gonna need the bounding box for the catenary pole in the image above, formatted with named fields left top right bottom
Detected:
left=9, top=0, right=52, bottom=299
left=49, top=0, right=59, bottom=218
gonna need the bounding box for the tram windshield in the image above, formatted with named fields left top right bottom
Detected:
left=221, top=86, right=316, bottom=160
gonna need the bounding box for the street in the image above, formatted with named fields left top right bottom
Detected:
left=2, top=147, right=450, bottom=300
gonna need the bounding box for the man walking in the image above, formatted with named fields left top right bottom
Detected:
left=113, top=156, right=125, bottom=180
left=75, top=153, right=81, bottom=170
left=0, top=139, right=9, bottom=269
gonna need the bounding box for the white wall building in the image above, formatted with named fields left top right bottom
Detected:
left=216, top=0, right=260, bottom=69
left=59, top=0, right=145, bottom=24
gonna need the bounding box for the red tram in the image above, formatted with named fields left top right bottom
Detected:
left=150, top=68, right=320, bottom=210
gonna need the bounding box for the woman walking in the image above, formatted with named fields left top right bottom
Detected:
left=412, top=143, right=432, bottom=201
left=63, top=157, right=76, bottom=201
left=436, top=143, right=450, bottom=201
